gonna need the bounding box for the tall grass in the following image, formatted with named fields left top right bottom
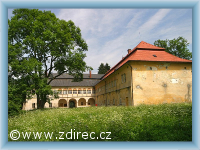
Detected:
left=8, top=103, right=192, bottom=141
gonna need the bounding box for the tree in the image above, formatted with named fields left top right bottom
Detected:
left=98, top=63, right=111, bottom=74
left=8, top=9, right=92, bottom=109
left=154, top=36, right=192, bottom=60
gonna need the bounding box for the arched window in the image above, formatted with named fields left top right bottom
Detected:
left=83, top=88, right=86, bottom=94
left=87, top=88, right=91, bottom=94
left=58, top=88, right=62, bottom=94
left=78, top=88, right=82, bottom=94
left=68, top=88, right=72, bottom=94
left=73, top=88, right=77, bottom=94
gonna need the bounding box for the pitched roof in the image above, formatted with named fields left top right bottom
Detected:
left=102, top=41, right=192, bottom=79
left=49, top=73, right=103, bottom=87
left=50, top=79, right=101, bottom=87
left=135, top=41, right=165, bottom=50
left=51, top=73, right=104, bottom=79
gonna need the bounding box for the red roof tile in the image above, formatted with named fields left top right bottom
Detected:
left=102, top=41, right=192, bottom=79
left=135, top=41, right=165, bottom=50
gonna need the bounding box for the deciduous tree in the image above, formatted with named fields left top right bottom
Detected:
left=154, top=36, right=192, bottom=60
left=8, top=9, right=91, bottom=109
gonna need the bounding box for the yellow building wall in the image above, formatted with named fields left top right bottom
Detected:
left=131, top=61, right=192, bottom=105
left=95, top=64, right=132, bottom=106
left=95, top=61, right=192, bottom=106
left=24, top=61, right=192, bottom=110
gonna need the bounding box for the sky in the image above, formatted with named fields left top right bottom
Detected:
left=8, top=9, right=192, bottom=74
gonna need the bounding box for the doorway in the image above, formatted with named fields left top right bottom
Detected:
left=126, top=97, right=129, bottom=106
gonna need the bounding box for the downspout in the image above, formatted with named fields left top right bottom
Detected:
left=127, top=62, right=134, bottom=106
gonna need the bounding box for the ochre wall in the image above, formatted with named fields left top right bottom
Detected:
left=131, top=61, right=192, bottom=105
left=23, top=61, right=192, bottom=110
left=95, top=64, right=132, bottom=106
left=95, top=61, right=192, bottom=106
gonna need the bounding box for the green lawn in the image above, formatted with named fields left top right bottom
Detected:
left=8, top=103, right=192, bottom=141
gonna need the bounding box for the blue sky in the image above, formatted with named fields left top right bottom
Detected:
left=8, top=9, right=192, bottom=74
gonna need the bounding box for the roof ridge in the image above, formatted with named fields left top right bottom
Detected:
left=101, top=41, right=191, bottom=80
left=135, top=41, right=165, bottom=50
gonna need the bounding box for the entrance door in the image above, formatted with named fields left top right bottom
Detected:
left=126, top=97, right=128, bottom=106
left=69, top=101, right=75, bottom=108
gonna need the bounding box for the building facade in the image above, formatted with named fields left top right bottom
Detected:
left=95, top=41, right=192, bottom=106
left=23, top=41, right=192, bottom=110
left=23, top=73, right=104, bottom=110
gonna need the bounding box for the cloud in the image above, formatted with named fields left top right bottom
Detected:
left=138, top=9, right=171, bottom=35
left=57, top=9, right=192, bottom=73
left=8, top=9, right=192, bottom=74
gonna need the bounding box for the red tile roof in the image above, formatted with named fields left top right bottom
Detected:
left=101, top=41, right=192, bottom=80
left=135, top=41, right=165, bottom=50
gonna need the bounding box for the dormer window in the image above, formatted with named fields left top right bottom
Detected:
left=153, top=55, right=157, bottom=57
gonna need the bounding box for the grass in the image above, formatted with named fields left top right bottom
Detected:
left=8, top=102, right=192, bottom=141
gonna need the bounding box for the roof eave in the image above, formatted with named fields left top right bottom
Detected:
left=101, top=59, right=192, bottom=80
left=126, top=60, right=192, bottom=63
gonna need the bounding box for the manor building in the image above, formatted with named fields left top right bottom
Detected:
left=23, top=41, right=192, bottom=110
left=23, top=73, right=103, bottom=110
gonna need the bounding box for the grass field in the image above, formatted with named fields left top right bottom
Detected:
left=8, top=103, right=192, bottom=141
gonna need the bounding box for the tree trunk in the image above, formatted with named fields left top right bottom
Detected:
left=37, top=94, right=40, bottom=109
left=36, top=94, right=46, bottom=109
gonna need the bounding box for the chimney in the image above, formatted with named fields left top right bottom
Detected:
left=89, top=70, right=91, bottom=78
left=127, top=49, right=131, bottom=54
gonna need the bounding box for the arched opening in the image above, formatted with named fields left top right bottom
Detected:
left=58, top=88, right=62, bottom=95
left=83, top=88, right=86, bottom=94
left=78, top=88, right=82, bottom=94
left=58, top=99, right=67, bottom=107
left=73, top=88, right=77, bottom=94
left=69, top=99, right=77, bottom=108
left=87, top=88, right=91, bottom=94
left=78, top=98, right=86, bottom=106
left=88, top=98, right=95, bottom=106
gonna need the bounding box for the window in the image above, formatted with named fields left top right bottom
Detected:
left=121, top=73, right=126, bottom=83
left=58, top=90, right=62, bottom=94
left=73, top=90, right=77, bottom=94
left=53, top=90, right=58, bottom=94
left=81, top=102, right=83, bottom=105
left=87, top=90, right=91, bottom=94
left=63, top=90, right=67, bottom=94
left=78, top=90, right=82, bottom=94
left=88, top=103, right=90, bottom=105
left=92, top=90, right=95, bottom=94
left=83, top=90, right=86, bottom=94
left=153, top=55, right=157, bottom=57
left=68, top=90, right=72, bottom=94
left=49, top=103, right=52, bottom=108
left=32, top=103, right=35, bottom=109
left=119, top=98, right=122, bottom=105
